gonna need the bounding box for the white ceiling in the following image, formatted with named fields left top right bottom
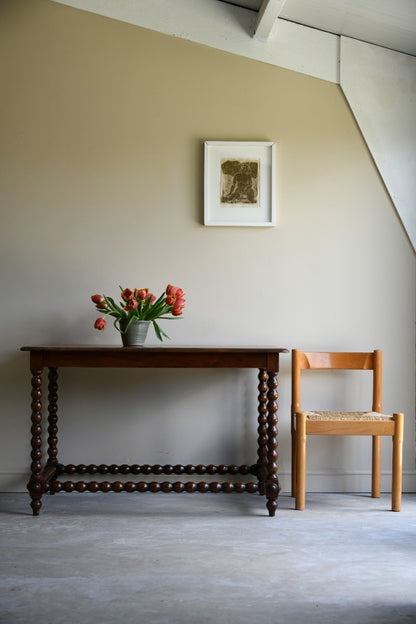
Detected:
left=221, top=0, right=416, bottom=56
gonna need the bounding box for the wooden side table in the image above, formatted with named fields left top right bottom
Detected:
left=21, top=346, right=288, bottom=516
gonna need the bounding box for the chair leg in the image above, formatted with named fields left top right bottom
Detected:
left=371, top=435, right=381, bottom=498
left=291, top=416, right=297, bottom=498
left=295, top=412, right=306, bottom=510
left=391, top=413, right=404, bottom=512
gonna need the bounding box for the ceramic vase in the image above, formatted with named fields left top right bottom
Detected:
left=119, top=319, right=151, bottom=346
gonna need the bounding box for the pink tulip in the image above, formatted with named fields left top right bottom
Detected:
left=165, top=285, right=185, bottom=311
left=166, top=284, right=178, bottom=296
left=135, top=288, right=150, bottom=301
left=175, top=297, right=186, bottom=309
left=94, top=317, right=106, bottom=331
left=167, top=296, right=185, bottom=310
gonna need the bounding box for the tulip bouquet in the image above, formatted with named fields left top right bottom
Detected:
left=91, top=284, right=186, bottom=341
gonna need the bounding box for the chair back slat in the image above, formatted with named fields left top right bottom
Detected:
left=292, top=349, right=383, bottom=414
left=302, top=352, right=375, bottom=370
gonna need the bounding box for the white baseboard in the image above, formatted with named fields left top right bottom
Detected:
left=0, top=473, right=29, bottom=493
left=2, top=471, right=416, bottom=493
left=277, top=471, right=416, bottom=495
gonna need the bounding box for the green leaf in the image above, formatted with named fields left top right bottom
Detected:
left=124, top=316, right=138, bottom=332
left=105, top=296, right=125, bottom=316
left=153, top=321, right=170, bottom=342
left=156, top=315, right=182, bottom=320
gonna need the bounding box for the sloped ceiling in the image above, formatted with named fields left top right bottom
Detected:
left=224, top=0, right=416, bottom=56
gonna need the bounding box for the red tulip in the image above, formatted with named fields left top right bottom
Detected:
left=172, top=306, right=183, bottom=316
left=91, top=294, right=104, bottom=305
left=124, top=297, right=138, bottom=311
left=121, top=288, right=134, bottom=302
left=94, top=317, right=106, bottom=331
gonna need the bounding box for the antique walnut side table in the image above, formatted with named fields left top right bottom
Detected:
left=21, top=346, right=288, bottom=516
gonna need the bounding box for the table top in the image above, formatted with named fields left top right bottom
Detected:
left=21, top=345, right=288, bottom=370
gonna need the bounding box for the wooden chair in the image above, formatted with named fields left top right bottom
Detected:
left=291, top=349, right=404, bottom=511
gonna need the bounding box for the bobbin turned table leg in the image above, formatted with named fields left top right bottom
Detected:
left=256, top=369, right=269, bottom=492
left=265, top=371, right=280, bottom=517
left=47, top=367, right=59, bottom=493
left=27, top=368, right=44, bottom=515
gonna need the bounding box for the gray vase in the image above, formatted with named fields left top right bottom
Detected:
left=119, top=319, right=151, bottom=346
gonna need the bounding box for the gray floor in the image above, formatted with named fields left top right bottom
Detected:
left=1, top=492, right=415, bottom=624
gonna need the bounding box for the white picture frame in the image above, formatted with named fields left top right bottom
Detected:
left=204, top=141, right=276, bottom=227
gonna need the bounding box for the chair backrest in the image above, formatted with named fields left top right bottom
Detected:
left=291, top=349, right=383, bottom=414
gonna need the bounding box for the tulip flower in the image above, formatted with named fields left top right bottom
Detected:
left=166, top=284, right=178, bottom=296
left=165, top=285, right=186, bottom=310
left=121, top=288, right=134, bottom=302
left=94, top=317, right=106, bottom=331
left=91, top=294, right=104, bottom=305
left=135, top=288, right=151, bottom=301
left=124, top=297, right=138, bottom=311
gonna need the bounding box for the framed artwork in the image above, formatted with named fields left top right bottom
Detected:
left=204, top=141, right=276, bottom=227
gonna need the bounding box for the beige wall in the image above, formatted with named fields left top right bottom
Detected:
left=1, top=0, right=415, bottom=494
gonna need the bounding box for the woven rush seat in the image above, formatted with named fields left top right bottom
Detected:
left=305, top=411, right=393, bottom=421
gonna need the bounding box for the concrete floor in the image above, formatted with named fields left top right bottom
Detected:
left=1, top=492, right=416, bottom=624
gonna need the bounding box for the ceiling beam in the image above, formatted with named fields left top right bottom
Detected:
left=51, top=0, right=339, bottom=83
left=253, top=0, right=287, bottom=41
